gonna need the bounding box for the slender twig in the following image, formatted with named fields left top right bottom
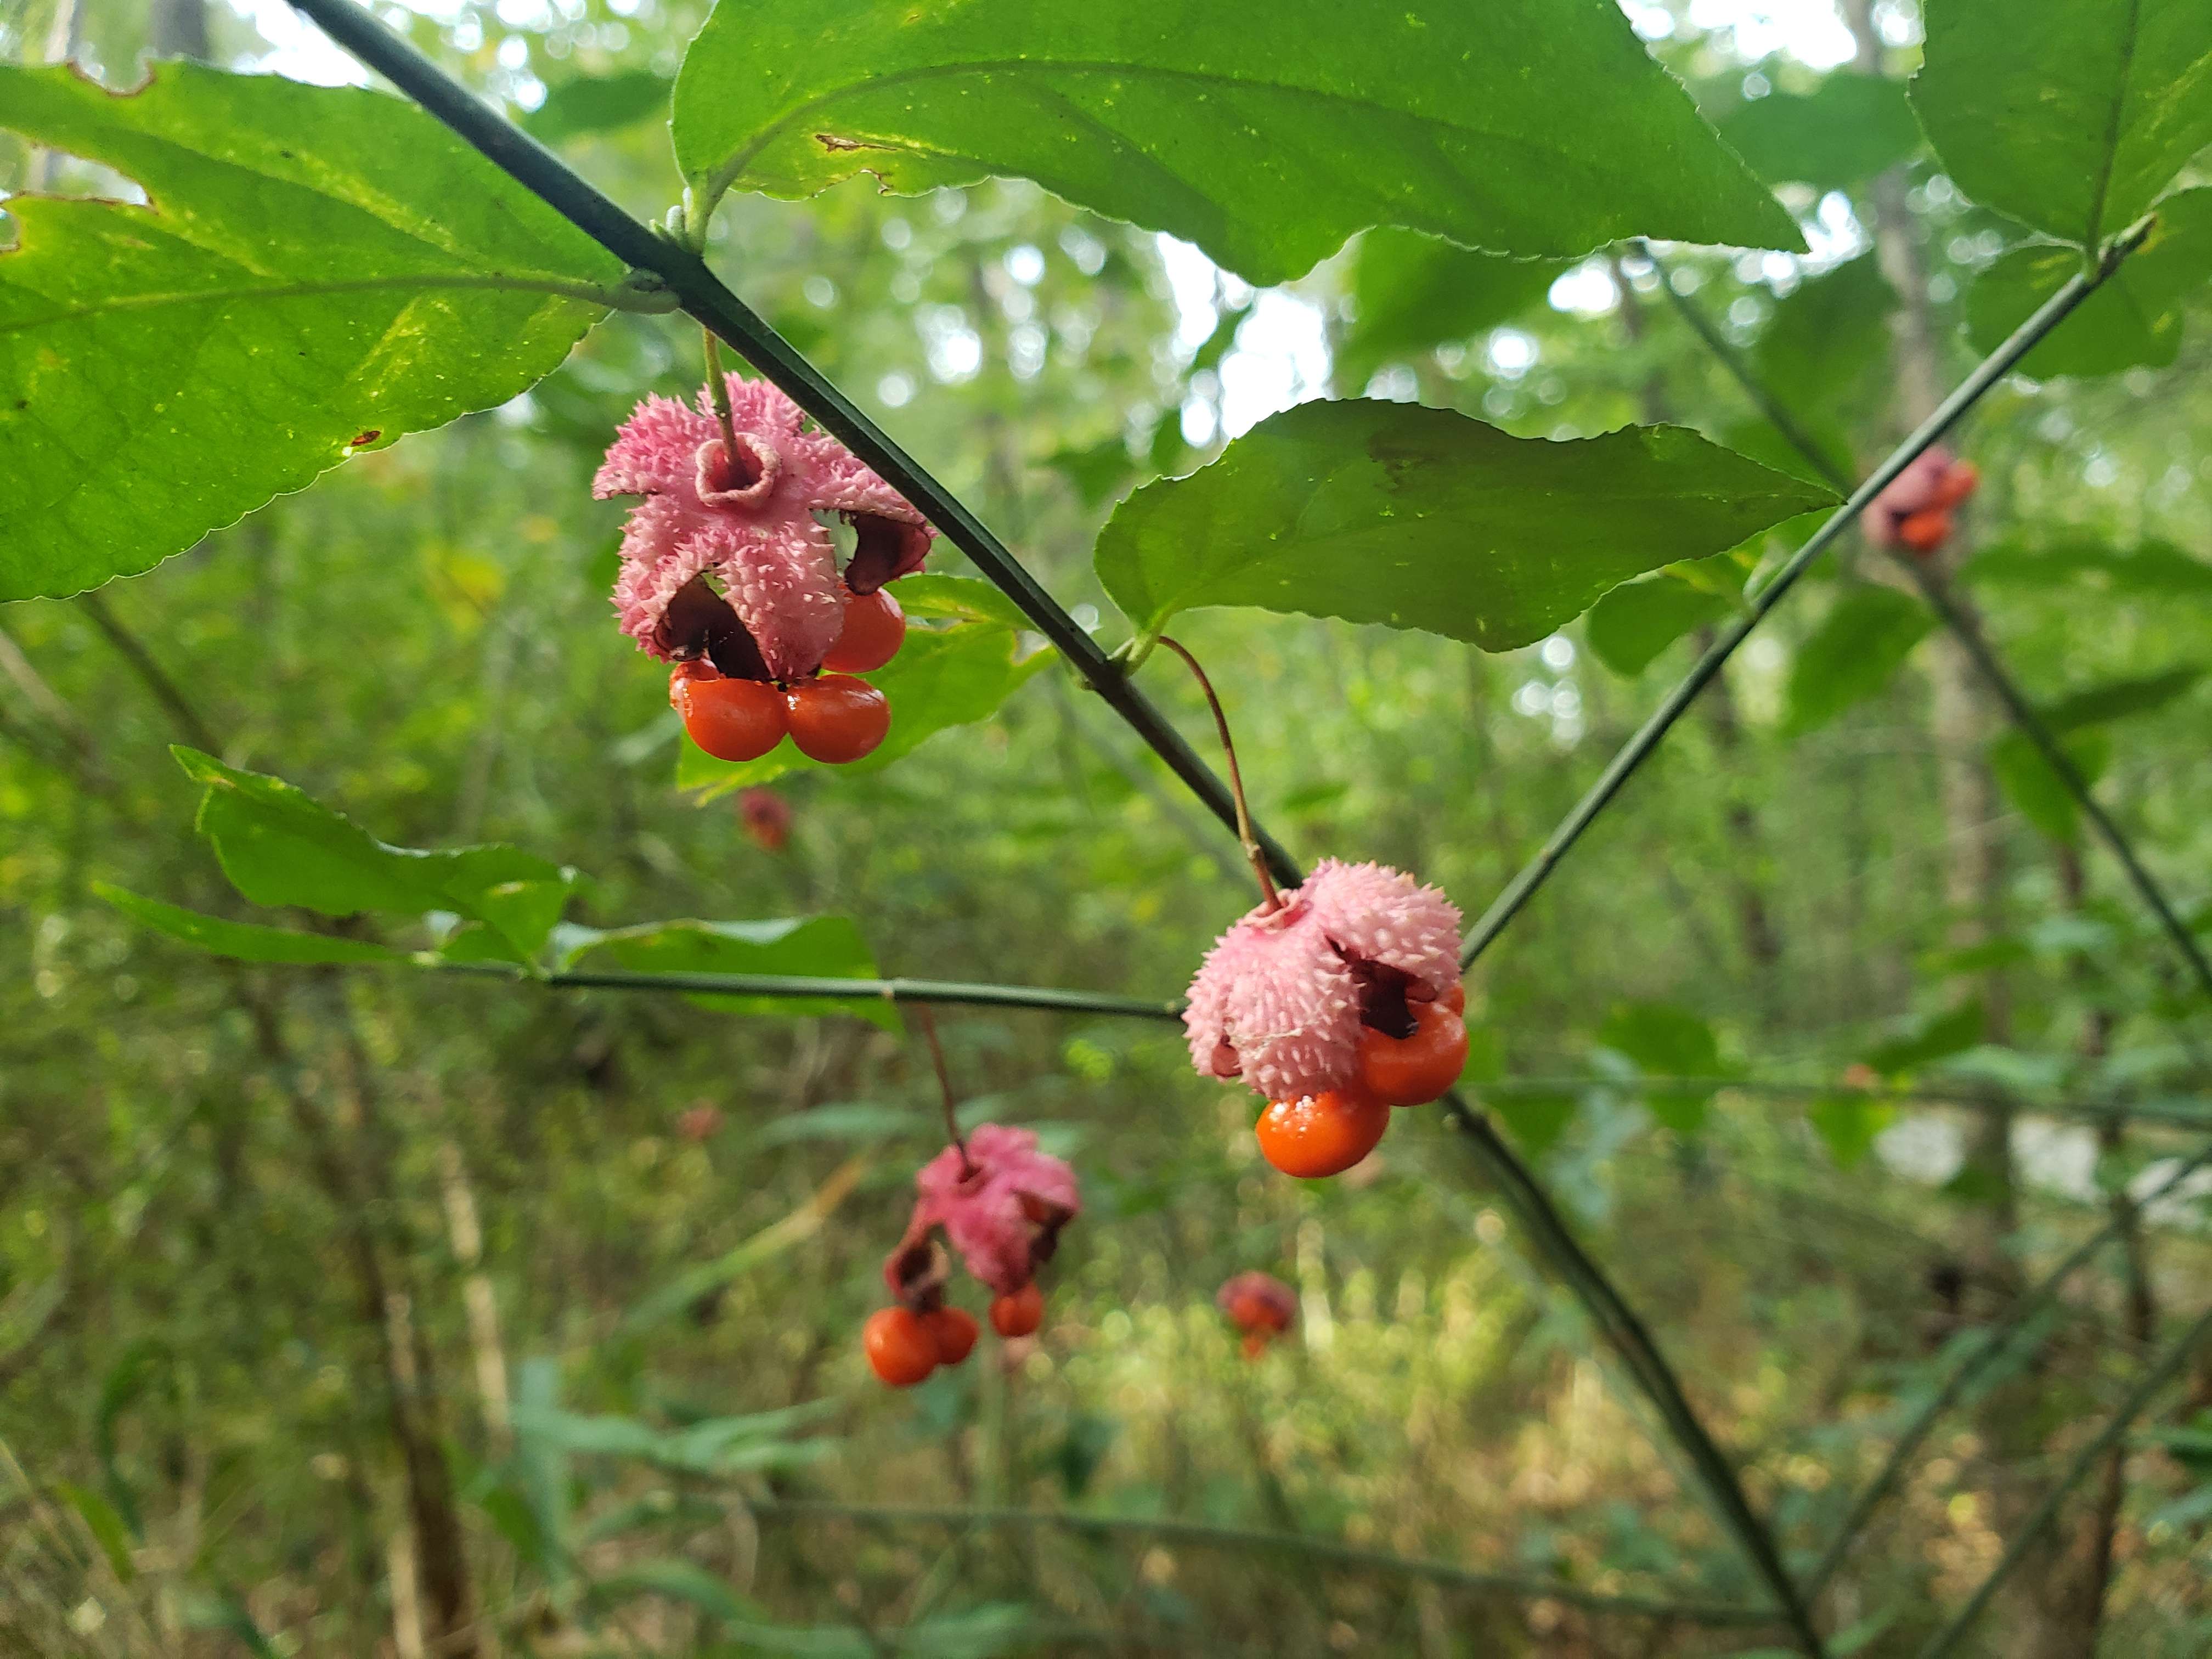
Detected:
left=1914, top=1299, right=2212, bottom=1658
left=911, top=1005, right=971, bottom=1172
left=431, top=960, right=1184, bottom=1020
left=1641, top=247, right=1854, bottom=495
left=743, top=1499, right=1781, bottom=1626
left=1807, top=1136, right=2212, bottom=1598
left=75, top=589, right=223, bottom=755
left=1645, top=238, right=2212, bottom=1008
left=1154, top=635, right=1279, bottom=911
left=1475, top=1075, right=2212, bottom=1133
left=283, top=0, right=1301, bottom=893
left=1459, top=218, right=2154, bottom=970
left=1437, top=1090, right=1824, bottom=1653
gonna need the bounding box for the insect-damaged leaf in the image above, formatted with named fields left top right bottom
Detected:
left=0, top=62, right=626, bottom=602
left=171, top=748, right=575, bottom=964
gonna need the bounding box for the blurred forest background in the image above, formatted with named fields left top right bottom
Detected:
left=5, top=0, right=2212, bottom=1653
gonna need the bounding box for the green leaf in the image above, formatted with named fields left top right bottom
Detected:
left=1582, top=573, right=1733, bottom=677
left=903, top=1604, right=1038, bottom=1657
left=678, top=576, right=1051, bottom=794
left=672, top=0, right=1803, bottom=287
left=522, top=69, right=672, bottom=145
left=96, top=883, right=413, bottom=967
left=1489, top=1088, right=1576, bottom=1156
left=1751, top=256, right=1897, bottom=438
left=1782, top=586, right=1934, bottom=737
left=2042, top=666, right=2203, bottom=731
left=1094, top=403, right=1835, bottom=651
left=514, top=1401, right=838, bottom=1477
left=554, top=916, right=896, bottom=1030
left=584, top=1559, right=766, bottom=1626
left=1807, top=1093, right=1894, bottom=1169
left=1335, top=230, right=1569, bottom=391
left=1985, top=667, right=2197, bottom=842
left=1960, top=536, right=2212, bottom=594
left=172, top=748, right=574, bottom=964
left=1963, top=191, right=2212, bottom=376
left=1990, top=727, right=2109, bottom=843
left=1716, top=72, right=1923, bottom=190
left=753, top=1102, right=924, bottom=1146
left=178, top=1593, right=280, bottom=1659
left=0, top=62, right=627, bottom=603
left=1042, top=435, right=1139, bottom=511
left=1911, top=0, right=2212, bottom=248
left=1597, top=1002, right=1723, bottom=1135
left=54, top=1480, right=136, bottom=1584
left=1863, top=1001, right=1984, bottom=1076
left=577, top=1492, right=730, bottom=1547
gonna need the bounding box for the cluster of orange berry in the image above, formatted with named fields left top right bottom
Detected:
left=1872, top=448, right=1980, bottom=556
left=865, top=1124, right=1077, bottom=1389
left=670, top=587, right=906, bottom=766
left=1255, top=983, right=1469, bottom=1178
left=1217, top=1271, right=1296, bottom=1359
left=862, top=1282, right=1046, bottom=1387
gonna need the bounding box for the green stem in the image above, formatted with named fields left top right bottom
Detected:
left=701, top=326, right=741, bottom=459
left=431, top=959, right=1184, bottom=1021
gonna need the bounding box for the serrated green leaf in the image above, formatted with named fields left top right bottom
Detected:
left=1583, top=573, right=1733, bottom=677
left=1094, top=403, right=1835, bottom=651
left=0, top=62, right=626, bottom=602
left=1335, top=230, right=1569, bottom=391
left=522, top=68, right=671, bottom=145
left=96, top=883, right=413, bottom=967
left=678, top=576, right=1050, bottom=795
left=1716, top=72, right=1923, bottom=190
left=554, top=916, right=896, bottom=1030
left=172, top=748, right=574, bottom=963
left=1782, top=586, right=1933, bottom=737
left=1964, top=191, right=2212, bottom=376
left=672, top=0, right=1803, bottom=287
left=1911, top=0, right=2212, bottom=249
